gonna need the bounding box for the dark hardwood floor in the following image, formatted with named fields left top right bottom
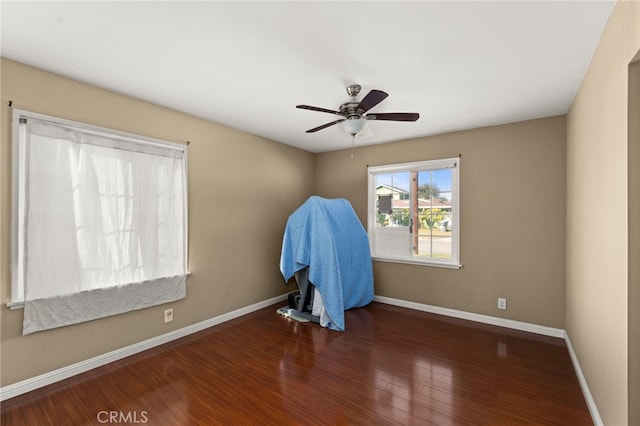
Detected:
left=1, top=302, right=591, bottom=425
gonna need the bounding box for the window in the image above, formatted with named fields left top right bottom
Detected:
left=10, top=109, right=188, bottom=334
left=367, top=158, right=460, bottom=268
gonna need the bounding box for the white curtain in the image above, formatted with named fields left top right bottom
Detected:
left=19, top=117, right=187, bottom=334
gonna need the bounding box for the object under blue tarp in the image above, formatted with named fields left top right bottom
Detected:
left=280, top=196, right=374, bottom=331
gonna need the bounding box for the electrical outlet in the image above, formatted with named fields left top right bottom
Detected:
left=497, top=298, right=507, bottom=310
left=164, top=308, right=173, bottom=323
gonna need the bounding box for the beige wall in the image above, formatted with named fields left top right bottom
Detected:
left=0, top=58, right=313, bottom=386
left=315, top=116, right=567, bottom=328
left=566, top=1, right=640, bottom=425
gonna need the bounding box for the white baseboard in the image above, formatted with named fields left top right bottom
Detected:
left=0, top=293, right=288, bottom=402
left=565, top=334, right=603, bottom=426
left=374, top=295, right=601, bottom=425
left=373, top=295, right=565, bottom=338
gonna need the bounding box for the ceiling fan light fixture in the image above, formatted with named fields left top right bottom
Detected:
left=341, top=117, right=368, bottom=136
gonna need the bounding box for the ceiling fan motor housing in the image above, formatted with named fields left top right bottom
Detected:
left=340, top=102, right=364, bottom=119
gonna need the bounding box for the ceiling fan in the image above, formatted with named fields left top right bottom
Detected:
left=296, top=84, right=420, bottom=137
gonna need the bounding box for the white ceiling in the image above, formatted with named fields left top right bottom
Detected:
left=1, top=1, right=615, bottom=153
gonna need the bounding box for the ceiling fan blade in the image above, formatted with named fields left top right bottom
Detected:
left=306, top=119, right=346, bottom=133
left=357, top=89, right=389, bottom=113
left=296, top=105, right=342, bottom=115
left=366, top=112, right=420, bottom=122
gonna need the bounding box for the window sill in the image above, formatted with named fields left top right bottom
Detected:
left=372, top=257, right=463, bottom=269
left=6, top=300, right=24, bottom=310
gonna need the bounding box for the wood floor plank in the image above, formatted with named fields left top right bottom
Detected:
left=1, top=302, right=592, bottom=425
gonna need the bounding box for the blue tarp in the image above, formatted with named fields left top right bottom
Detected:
left=280, top=196, right=374, bottom=331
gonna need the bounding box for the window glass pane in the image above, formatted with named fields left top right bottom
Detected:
left=416, top=168, right=453, bottom=260
left=374, top=172, right=410, bottom=228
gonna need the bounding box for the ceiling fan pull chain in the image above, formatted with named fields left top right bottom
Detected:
left=351, top=134, right=356, bottom=158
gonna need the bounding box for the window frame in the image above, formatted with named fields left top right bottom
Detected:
left=367, top=157, right=461, bottom=269
left=8, top=108, right=189, bottom=309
